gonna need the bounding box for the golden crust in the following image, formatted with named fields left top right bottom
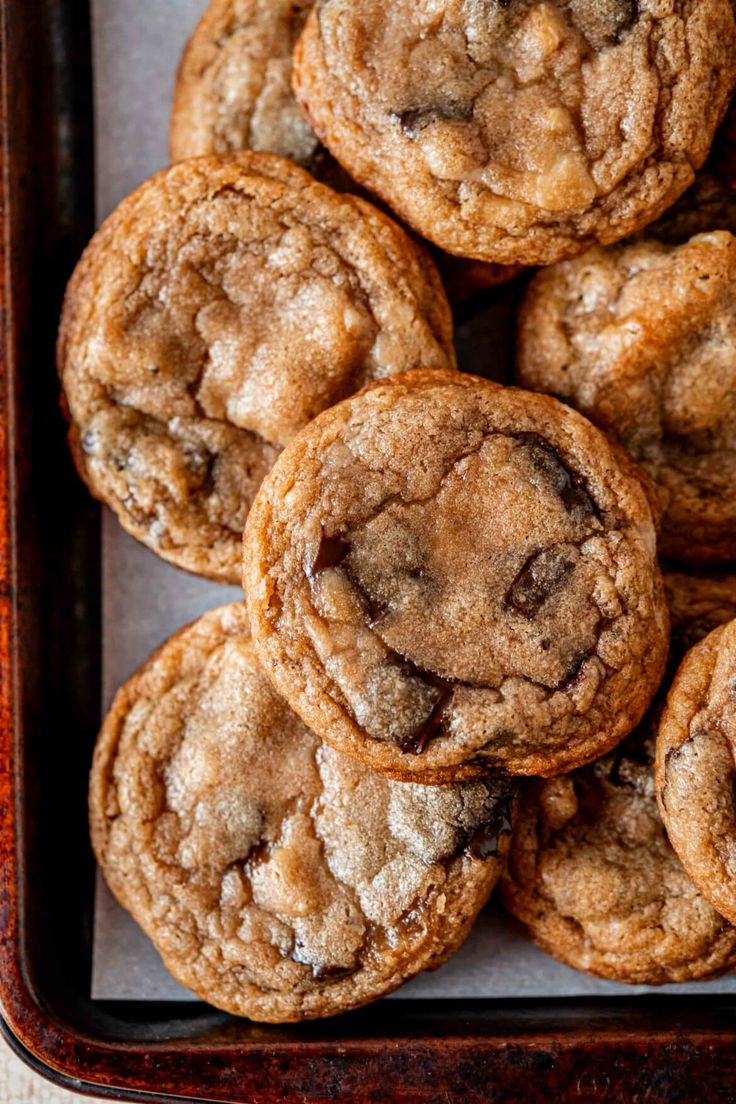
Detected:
left=504, top=577, right=736, bottom=985
left=170, top=0, right=317, bottom=165
left=657, top=619, right=736, bottom=928
left=502, top=730, right=736, bottom=985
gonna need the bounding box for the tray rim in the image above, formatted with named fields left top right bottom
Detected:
left=2, top=2, right=736, bottom=1102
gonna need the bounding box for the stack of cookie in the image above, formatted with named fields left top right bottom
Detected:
left=59, top=1, right=736, bottom=1019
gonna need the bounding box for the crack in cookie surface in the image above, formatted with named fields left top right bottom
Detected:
left=170, top=0, right=318, bottom=164
left=502, top=723, right=736, bottom=984
left=170, top=0, right=524, bottom=302
left=505, top=569, right=736, bottom=983
left=307, top=433, right=611, bottom=741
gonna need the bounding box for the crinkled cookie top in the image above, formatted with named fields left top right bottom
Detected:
left=59, top=153, right=454, bottom=582
left=503, top=724, right=736, bottom=984
left=170, top=0, right=319, bottom=166
left=294, top=0, right=736, bottom=265
left=503, top=575, right=736, bottom=984
left=90, top=603, right=513, bottom=1022
left=244, top=370, right=668, bottom=782
left=657, top=618, right=736, bottom=929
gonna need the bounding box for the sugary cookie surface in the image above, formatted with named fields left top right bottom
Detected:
left=503, top=574, right=736, bottom=984
left=170, top=0, right=319, bottom=165
left=59, top=153, right=454, bottom=582
left=170, top=0, right=522, bottom=302
left=90, top=603, right=513, bottom=1021
left=244, top=370, right=668, bottom=782
left=294, top=0, right=736, bottom=264
left=518, top=232, right=736, bottom=563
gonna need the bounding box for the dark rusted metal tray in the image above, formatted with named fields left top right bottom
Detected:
left=2, top=2, right=736, bottom=1100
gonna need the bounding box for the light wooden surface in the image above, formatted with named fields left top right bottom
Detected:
left=0, top=1036, right=93, bottom=1103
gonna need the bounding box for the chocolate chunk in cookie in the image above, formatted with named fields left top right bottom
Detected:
left=59, top=153, right=455, bottom=582
left=243, top=370, right=668, bottom=782
left=517, top=231, right=736, bottom=563
left=294, top=0, right=736, bottom=266
left=657, top=618, right=736, bottom=928
left=90, top=603, right=514, bottom=1021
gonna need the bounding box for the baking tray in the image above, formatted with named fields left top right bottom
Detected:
left=2, top=1, right=736, bottom=1101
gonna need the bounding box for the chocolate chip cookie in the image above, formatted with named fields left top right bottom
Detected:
left=502, top=723, right=736, bottom=984
left=657, top=618, right=736, bottom=928
left=90, top=602, right=514, bottom=1021
left=293, top=1, right=736, bottom=266
left=170, top=0, right=320, bottom=168
left=243, top=369, right=668, bottom=783
left=517, top=231, right=736, bottom=563
left=170, top=0, right=520, bottom=305
left=59, top=153, right=455, bottom=583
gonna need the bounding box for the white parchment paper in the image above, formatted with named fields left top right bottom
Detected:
left=90, top=0, right=736, bottom=1001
